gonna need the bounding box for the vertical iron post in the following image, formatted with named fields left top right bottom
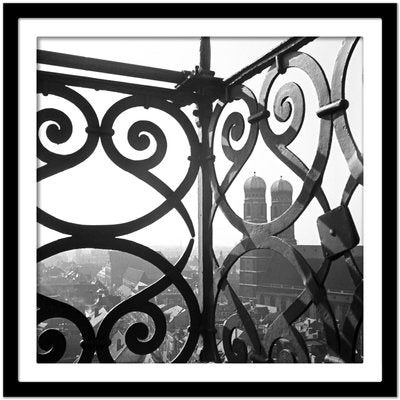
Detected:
left=196, top=37, right=219, bottom=362
left=199, top=37, right=211, bottom=72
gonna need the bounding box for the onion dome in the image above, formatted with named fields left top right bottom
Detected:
left=244, top=173, right=266, bottom=193
left=271, top=177, right=293, bottom=200
left=271, top=177, right=293, bottom=193
left=244, top=173, right=266, bottom=200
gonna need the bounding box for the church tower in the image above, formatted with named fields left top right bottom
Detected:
left=270, top=177, right=297, bottom=245
left=243, top=173, right=267, bottom=223
left=239, top=173, right=268, bottom=302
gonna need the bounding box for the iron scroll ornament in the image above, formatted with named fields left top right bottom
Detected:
left=331, top=38, right=363, bottom=363
left=37, top=82, right=202, bottom=362
left=210, top=51, right=333, bottom=247
left=210, top=49, right=334, bottom=362
left=37, top=87, right=200, bottom=238
left=37, top=82, right=100, bottom=181
left=212, top=41, right=362, bottom=362
left=38, top=238, right=201, bottom=363
left=36, top=37, right=363, bottom=363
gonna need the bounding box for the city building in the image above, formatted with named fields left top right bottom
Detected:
left=239, top=174, right=363, bottom=326
left=96, top=251, right=164, bottom=294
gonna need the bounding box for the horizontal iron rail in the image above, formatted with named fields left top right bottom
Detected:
left=38, top=50, right=189, bottom=84
left=224, top=37, right=317, bottom=87
left=38, top=71, right=199, bottom=105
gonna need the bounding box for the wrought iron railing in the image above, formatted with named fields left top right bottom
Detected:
left=37, top=37, right=363, bottom=363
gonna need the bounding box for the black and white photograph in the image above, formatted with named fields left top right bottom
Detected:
left=36, top=35, right=364, bottom=365
left=3, top=3, right=397, bottom=397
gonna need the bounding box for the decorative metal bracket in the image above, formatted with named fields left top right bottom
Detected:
left=175, top=66, right=224, bottom=99
left=317, top=205, right=360, bottom=259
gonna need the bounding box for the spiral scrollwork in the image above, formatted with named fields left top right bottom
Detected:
left=221, top=111, right=247, bottom=162
left=37, top=328, right=67, bottom=363
left=38, top=108, right=73, bottom=146
left=258, top=52, right=332, bottom=219
left=209, top=85, right=259, bottom=236
left=37, top=82, right=201, bottom=363
left=37, top=94, right=199, bottom=238
left=98, top=95, right=199, bottom=237
left=270, top=339, right=298, bottom=363
left=264, top=318, right=310, bottom=363
left=123, top=302, right=167, bottom=355
left=38, top=236, right=200, bottom=363
left=37, top=293, right=96, bottom=363
left=101, top=95, right=198, bottom=170
left=210, top=52, right=333, bottom=245
left=37, top=82, right=100, bottom=181
left=126, top=120, right=167, bottom=169
left=222, top=314, right=248, bottom=363
left=270, top=82, right=305, bottom=147
left=216, top=279, right=266, bottom=363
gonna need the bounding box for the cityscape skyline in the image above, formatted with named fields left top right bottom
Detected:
left=38, top=170, right=363, bottom=364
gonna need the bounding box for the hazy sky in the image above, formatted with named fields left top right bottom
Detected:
left=37, top=37, right=363, bottom=251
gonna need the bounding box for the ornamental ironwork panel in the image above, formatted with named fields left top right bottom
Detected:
left=37, top=37, right=363, bottom=363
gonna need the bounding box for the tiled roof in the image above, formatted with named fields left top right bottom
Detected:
left=123, top=267, right=145, bottom=287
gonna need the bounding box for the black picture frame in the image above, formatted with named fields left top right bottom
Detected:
left=3, top=2, right=397, bottom=397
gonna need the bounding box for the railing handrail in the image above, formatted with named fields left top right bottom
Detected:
left=37, top=49, right=189, bottom=84
left=224, top=37, right=317, bottom=87
left=37, top=70, right=199, bottom=105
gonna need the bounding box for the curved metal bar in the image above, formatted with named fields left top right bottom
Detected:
left=37, top=157, right=197, bottom=237
left=37, top=293, right=96, bottom=363
left=340, top=282, right=363, bottom=362
left=222, top=313, right=250, bottom=363
left=343, top=250, right=363, bottom=286
left=100, top=95, right=199, bottom=237
left=98, top=141, right=197, bottom=237
left=96, top=240, right=200, bottom=363
left=208, top=85, right=259, bottom=236
left=37, top=96, right=199, bottom=237
left=331, top=38, right=363, bottom=184
left=338, top=251, right=363, bottom=362
left=266, top=325, right=309, bottom=363
left=341, top=174, right=360, bottom=206
left=221, top=282, right=266, bottom=362
left=258, top=52, right=333, bottom=219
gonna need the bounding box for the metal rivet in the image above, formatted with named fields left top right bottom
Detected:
left=329, top=229, right=336, bottom=236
